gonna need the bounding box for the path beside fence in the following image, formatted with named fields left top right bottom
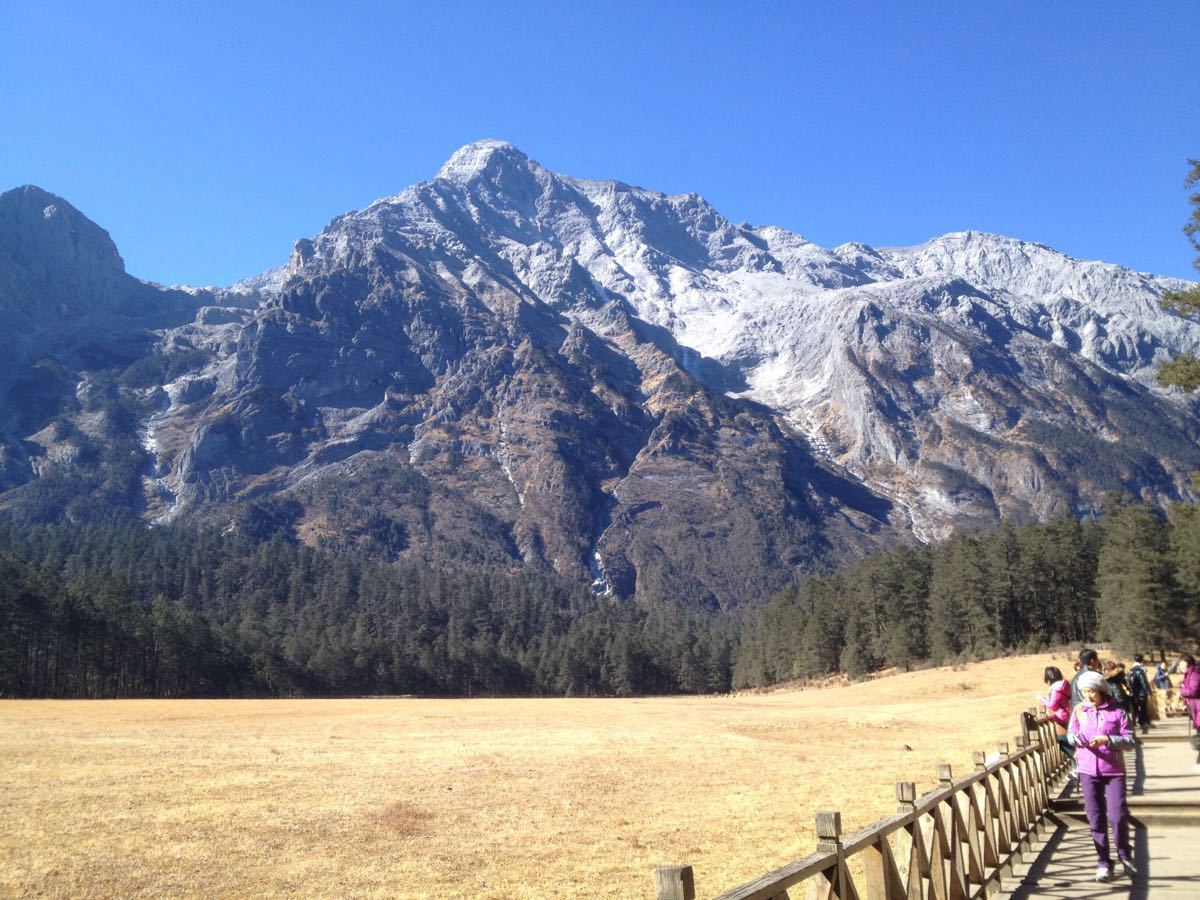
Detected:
left=1007, top=716, right=1200, bottom=898
left=654, top=711, right=1200, bottom=899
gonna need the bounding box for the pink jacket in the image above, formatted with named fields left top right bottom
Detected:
left=1040, top=679, right=1071, bottom=727
left=1068, top=699, right=1133, bottom=777
left=1181, top=667, right=1200, bottom=728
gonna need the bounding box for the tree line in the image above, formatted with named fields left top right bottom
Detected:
left=1, top=493, right=1198, bottom=698
left=0, top=521, right=734, bottom=698
left=735, top=496, right=1200, bottom=688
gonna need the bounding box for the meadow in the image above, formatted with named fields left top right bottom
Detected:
left=1, top=653, right=1060, bottom=898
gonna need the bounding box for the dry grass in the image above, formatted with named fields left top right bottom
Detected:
left=0, top=652, right=1064, bottom=898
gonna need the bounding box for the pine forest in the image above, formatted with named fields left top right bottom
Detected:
left=3, top=492, right=1198, bottom=700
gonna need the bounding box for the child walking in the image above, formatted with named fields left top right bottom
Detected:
left=1068, top=670, right=1136, bottom=882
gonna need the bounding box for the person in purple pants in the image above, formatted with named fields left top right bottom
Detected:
left=1068, top=670, right=1136, bottom=883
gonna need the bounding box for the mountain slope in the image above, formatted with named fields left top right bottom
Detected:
left=1, top=143, right=1197, bottom=604
left=235, top=140, right=1199, bottom=538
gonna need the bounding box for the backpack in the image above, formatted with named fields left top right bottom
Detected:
left=1129, top=665, right=1150, bottom=699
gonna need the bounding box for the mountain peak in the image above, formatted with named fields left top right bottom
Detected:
left=2, top=184, right=70, bottom=208
left=1, top=185, right=114, bottom=243
left=0, top=184, right=126, bottom=279
left=930, top=230, right=1049, bottom=250
left=435, top=139, right=539, bottom=183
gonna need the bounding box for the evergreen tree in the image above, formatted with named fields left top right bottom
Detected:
left=797, top=577, right=844, bottom=677
left=1158, top=158, right=1200, bottom=392
left=1167, top=494, right=1200, bottom=633
left=987, top=523, right=1024, bottom=648
left=878, top=545, right=930, bottom=669
left=730, top=611, right=767, bottom=689
left=1046, top=513, right=1101, bottom=643
left=838, top=613, right=873, bottom=678
left=1096, top=497, right=1176, bottom=651
left=928, top=535, right=992, bottom=659
left=2, top=488, right=1193, bottom=698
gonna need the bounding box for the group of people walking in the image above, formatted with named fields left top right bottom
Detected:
left=1038, top=649, right=1200, bottom=884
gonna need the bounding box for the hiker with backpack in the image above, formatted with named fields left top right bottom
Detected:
left=1127, top=655, right=1152, bottom=733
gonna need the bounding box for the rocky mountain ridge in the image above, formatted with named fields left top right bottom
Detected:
left=1, top=142, right=1198, bottom=606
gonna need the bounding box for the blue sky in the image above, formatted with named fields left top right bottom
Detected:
left=2, top=1, right=1197, bottom=286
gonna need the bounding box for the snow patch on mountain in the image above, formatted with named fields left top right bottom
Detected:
left=232, top=140, right=1200, bottom=537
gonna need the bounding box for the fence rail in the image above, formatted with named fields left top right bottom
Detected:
left=656, top=708, right=1070, bottom=900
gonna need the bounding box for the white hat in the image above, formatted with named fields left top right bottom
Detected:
left=1077, top=671, right=1109, bottom=694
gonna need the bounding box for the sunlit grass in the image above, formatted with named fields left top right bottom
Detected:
left=1, top=653, right=1057, bottom=898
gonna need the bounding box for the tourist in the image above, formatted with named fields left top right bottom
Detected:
left=1070, top=648, right=1101, bottom=709
left=1037, top=665, right=1074, bottom=760
left=1179, top=654, right=1200, bottom=770
left=1068, top=670, right=1135, bottom=882
left=1104, top=660, right=1132, bottom=713
left=1127, top=655, right=1152, bottom=733
left=1154, top=660, right=1171, bottom=690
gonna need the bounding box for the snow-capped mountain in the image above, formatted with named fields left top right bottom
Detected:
left=243, top=140, right=1199, bottom=536
left=2, top=142, right=1197, bottom=606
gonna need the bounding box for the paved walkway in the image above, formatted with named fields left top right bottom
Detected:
left=1007, top=717, right=1200, bottom=898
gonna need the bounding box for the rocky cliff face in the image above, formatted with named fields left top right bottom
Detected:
left=145, top=207, right=898, bottom=608
left=2, top=143, right=1198, bottom=605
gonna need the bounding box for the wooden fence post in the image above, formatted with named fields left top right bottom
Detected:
left=810, top=811, right=847, bottom=900
left=1014, top=735, right=1040, bottom=844
left=935, top=763, right=970, bottom=898
left=992, top=740, right=1017, bottom=877
left=863, top=788, right=909, bottom=900
left=1048, top=717, right=1063, bottom=773
left=1022, top=722, right=1050, bottom=817
left=892, top=782, right=927, bottom=898
left=971, top=751, right=998, bottom=868
left=1023, top=708, right=1039, bottom=741
left=1041, top=715, right=1064, bottom=775
left=816, top=810, right=843, bottom=852
left=1007, top=734, right=1033, bottom=861
left=655, top=865, right=695, bottom=900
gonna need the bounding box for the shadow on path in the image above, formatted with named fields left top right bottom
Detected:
left=1007, top=815, right=1146, bottom=899
left=1011, top=719, right=1200, bottom=897
left=1131, top=740, right=1146, bottom=797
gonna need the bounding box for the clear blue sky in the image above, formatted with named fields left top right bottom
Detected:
left=2, top=1, right=1197, bottom=286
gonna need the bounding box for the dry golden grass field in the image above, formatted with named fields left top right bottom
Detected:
left=1, top=652, right=1068, bottom=898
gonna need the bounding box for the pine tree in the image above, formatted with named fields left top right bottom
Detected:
left=988, top=523, right=1023, bottom=648
left=1045, top=513, right=1101, bottom=642
left=1167, top=495, right=1200, bottom=633
left=797, top=577, right=844, bottom=677
left=879, top=545, right=931, bottom=669
left=1096, top=497, right=1176, bottom=652
left=1158, top=158, right=1200, bottom=391
left=731, top=611, right=768, bottom=689
left=928, top=535, right=992, bottom=658
left=839, top=614, right=873, bottom=678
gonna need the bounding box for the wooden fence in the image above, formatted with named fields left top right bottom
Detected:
left=655, top=709, right=1071, bottom=900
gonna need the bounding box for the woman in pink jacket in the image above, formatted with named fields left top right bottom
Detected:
left=1037, top=665, right=1074, bottom=759
left=1179, top=654, right=1200, bottom=770
left=1068, top=670, right=1135, bottom=883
